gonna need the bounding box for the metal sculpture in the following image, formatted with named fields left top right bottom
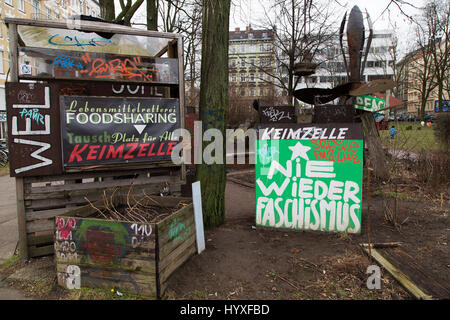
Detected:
left=294, top=5, right=395, bottom=105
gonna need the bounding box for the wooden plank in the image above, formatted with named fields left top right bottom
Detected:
left=25, top=165, right=181, bottom=183
left=361, top=246, right=434, bottom=300
left=26, top=207, right=79, bottom=222
left=56, top=257, right=156, bottom=275
left=156, top=204, right=194, bottom=231
left=29, top=244, right=54, bottom=258
left=159, top=233, right=195, bottom=271
left=27, top=175, right=181, bottom=195
left=57, top=265, right=157, bottom=298
left=157, top=215, right=195, bottom=248
left=24, top=176, right=183, bottom=200
left=26, top=219, right=54, bottom=233
left=159, top=242, right=196, bottom=284
left=192, top=181, right=205, bottom=254
left=158, top=218, right=195, bottom=261
left=5, top=17, right=180, bottom=40
left=27, top=233, right=53, bottom=246
left=382, top=247, right=450, bottom=299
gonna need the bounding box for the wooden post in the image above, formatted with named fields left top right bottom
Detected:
left=8, top=22, right=28, bottom=260
left=177, top=36, right=187, bottom=184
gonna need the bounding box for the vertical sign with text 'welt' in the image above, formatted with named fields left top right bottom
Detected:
left=6, top=83, right=63, bottom=177
left=255, top=123, right=363, bottom=234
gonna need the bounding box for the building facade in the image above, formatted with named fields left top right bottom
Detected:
left=228, top=26, right=276, bottom=101
left=295, top=29, right=396, bottom=97
left=0, top=0, right=100, bottom=142
left=403, top=42, right=449, bottom=116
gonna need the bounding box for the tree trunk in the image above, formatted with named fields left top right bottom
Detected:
left=360, top=112, right=388, bottom=179
left=147, top=0, right=158, bottom=31
left=195, top=0, right=231, bottom=228
left=99, top=0, right=115, bottom=21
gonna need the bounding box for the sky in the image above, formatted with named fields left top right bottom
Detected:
left=229, top=0, right=425, bottom=56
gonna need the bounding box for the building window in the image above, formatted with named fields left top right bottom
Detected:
left=5, top=0, right=13, bottom=7
left=240, top=45, right=245, bottom=53
left=249, top=74, right=255, bottom=82
left=240, top=74, right=246, bottom=82
left=240, top=88, right=246, bottom=96
left=249, top=59, right=255, bottom=67
left=266, top=58, right=271, bottom=67
left=32, top=0, right=40, bottom=19
left=259, top=58, right=264, bottom=67
left=241, top=59, right=245, bottom=68
left=231, top=74, right=236, bottom=82
left=232, top=46, right=236, bottom=54
left=46, top=8, right=51, bottom=19
left=250, top=88, right=255, bottom=96
left=18, top=0, right=25, bottom=11
left=230, top=59, right=236, bottom=68
left=259, top=73, right=264, bottom=81
left=260, top=88, right=264, bottom=96
left=260, top=44, right=264, bottom=52
left=266, top=44, right=272, bottom=52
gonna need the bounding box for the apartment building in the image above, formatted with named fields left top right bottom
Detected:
left=296, top=29, right=395, bottom=95
left=228, top=25, right=276, bottom=101
left=0, top=0, right=100, bottom=142
left=403, top=42, right=449, bottom=116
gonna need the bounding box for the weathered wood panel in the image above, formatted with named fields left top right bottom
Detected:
left=53, top=195, right=195, bottom=299
left=55, top=216, right=157, bottom=298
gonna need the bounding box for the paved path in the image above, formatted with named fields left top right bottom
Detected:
left=0, top=174, right=32, bottom=299
left=0, top=175, right=18, bottom=263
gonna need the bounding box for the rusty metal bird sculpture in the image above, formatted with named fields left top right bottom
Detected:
left=294, top=5, right=395, bottom=105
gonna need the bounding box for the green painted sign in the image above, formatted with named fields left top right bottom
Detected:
left=255, top=124, right=363, bottom=234
left=354, top=95, right=386, bottom=112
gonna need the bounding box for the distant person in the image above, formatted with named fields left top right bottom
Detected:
left=421, top=121, right=425, bottom=127
left=389, top=126, right=397, bottom=139
left=427, top=121, right=432, bottom=127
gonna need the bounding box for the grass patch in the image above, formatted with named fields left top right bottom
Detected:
left=67, top=287, right=144, bottom=300
left=0, top=254, right=21, bottom=275
left=380, top=122, right=440, bottom=152
left=373, top=190, right=415, bottom=201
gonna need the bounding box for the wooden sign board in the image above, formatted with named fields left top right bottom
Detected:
left=259, top=105, right=296, bottom=123
left=60, top=96, right=181, bottom=167
left=6, top=82, right=63, bottom=177
left=255, top=123, right=363, bottom=234
left=19, top=47, right=179, bottom=84
left=354, top=95, right=386, bottom=112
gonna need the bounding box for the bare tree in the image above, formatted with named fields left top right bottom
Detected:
left=258, top=0, right=337, bottom=102
left=147, top=0, right=159, bottom=30
left=424, top=0, right=450, bottom=112
left=99, top=0, right=145, bottom=25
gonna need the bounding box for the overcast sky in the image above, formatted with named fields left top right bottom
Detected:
left=230, top=0, right=425, bottom=55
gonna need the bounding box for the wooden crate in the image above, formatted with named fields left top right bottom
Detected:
left=54, top=195, right=195, bottom=299
left=23, top=166, right=182, bottom=258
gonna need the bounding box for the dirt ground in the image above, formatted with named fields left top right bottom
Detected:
left=165, top=176, right=449, bottom=300
left=1, top=168, right=449, bottom=300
